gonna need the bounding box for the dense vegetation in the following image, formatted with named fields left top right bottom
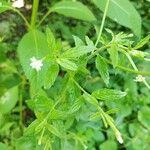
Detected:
left=0, top=0, right=150, bottom=150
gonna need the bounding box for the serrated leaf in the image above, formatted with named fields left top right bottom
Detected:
left=44, top=63, right=59, bottom=89
left=46, top=123, right=62, bottom=138
left=108, top=44, right=118, bottom=68
left=17, top=30, right=50, bottom=88
left=134, top=35, right=150, bottom=50
left=0, top=86, right=18, bottom=114
left=85, top=36, right=94, bottom=47
left=93, top=0, right=141, bottom=36
left=83, top=93, right=98, bottom=106
left=73, top=35, right=84, bottom=46
left=57, top=58, right=78, bottom=71
left=27, top=95, right=53, bottom=112
left=96, top=55, right=109, bottom=85
left=51, top=1, right=96, bottom=21
left=62, top=45, right=94, bottom=59
left=138, top=106, right=150, bottom=129
left=46, top=27, right=56, bottom=52
left=69, top=99, right=82, bottom=114
left=92, top=88, right=126, bottom=101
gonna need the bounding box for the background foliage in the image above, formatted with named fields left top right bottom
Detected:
left=0, top=0, right=150, bottom=150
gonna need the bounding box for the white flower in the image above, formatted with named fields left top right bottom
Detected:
left=30, top=57, right=43, bottom=72
left=12, top=0, right=24, bottom=8
left=116, top=132, right=124, bottom=144
left=134, top=75, right=145, bottom=82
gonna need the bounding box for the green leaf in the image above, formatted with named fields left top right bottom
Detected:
left=0, top=2, right=11, bottom=14
left=138, top=106, right=150, bottom=128
left=83, top=93, right=98, bottom=106
left=27, top=95, right=53, bottom=112
left=51, top=1, right=96, bottom=21
left=69, top=99, right=83, bottom=114
left=57, top=58, right=78, bottom=71
left=108, top=44, right=118, bottom=68
left=46, top=123, right=62, bottom=138
left=92, top=88, right=126, bottom=101
left=0, top=143, right=10, bottom=150
left=0, top=86, right=18, bottom=114
left=134, top=35, right=150, bottom=50
left=96, top=55, right=109, bottom=85
left=62, top=45, right=94, bottom=59
left=93, top=0, right=141, bottom=36
left=46, top=27, right=56, bottom=52
left=99, top=140, right=117, bottom=150
left=44, top=63, right=59, bottom=89
left=18, top=30, right=50, bottom=88
left=73, top=36, right=84, bottom=46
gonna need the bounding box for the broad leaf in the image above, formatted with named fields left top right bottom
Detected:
left=18, top=30, right=50, bottom=88
left=0, top=86, right=18, bottom=114
left=92, top=88, right=126, bottom=101
left=93, top=0, right=141, bottom=36
left=51, top=1, right=96, bottom=21
left=0, top=143, right=10, bottom=150
left=96, top=55, right=109, bottom=85
left=99, top=140, right=117, bottom=150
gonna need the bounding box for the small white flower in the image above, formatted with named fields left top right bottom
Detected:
left=12, top=0, right=24, bottom=8
left=30, top=57, right=43, bottom=72
left=116, top=132, right=123, bottom=144
left=134, top=75, right=145, bottom=82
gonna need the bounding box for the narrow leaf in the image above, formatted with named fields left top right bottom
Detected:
left=134, top=35, right=150, bottom=50
left=62, top=45, right=94, bottom=59
left=46, top=27, right=56, bottom=52
left=44, top=63, right=59, bottom=89
left=83, top=93, right=98, bottom=106
left=96, top=55, right=109, bottom=85
left=92, top=88, right=127, bottom=101
left=57, top=58, right=78, bottom=71
left=108, top=44, right=118, bottom=68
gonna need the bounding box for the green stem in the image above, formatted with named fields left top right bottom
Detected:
left=103, top=57, right=150, bottom=76
left=37, top=9, right=52, bottom=27
left=19, top=85, right=23, bottom=133
left=31, top=0, right=39, bottom=29
left=95, top=0, right=110, bottom=47
left=3, top=5, right=30, bottom=28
